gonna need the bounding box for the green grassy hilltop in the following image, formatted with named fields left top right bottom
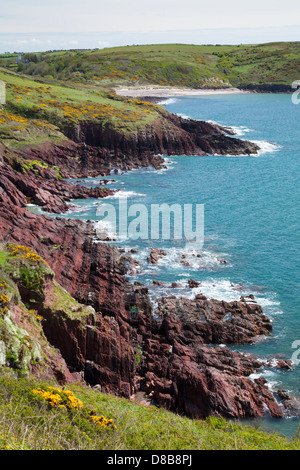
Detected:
left=0, top=66, right=168, bottom=157
left=0, top=42, right=300, bottom=151
left=0, top=68, right=163, bottom=138
left=1, top=42, right=299, bottom=89
left=1, top=41, right=298, bottom=151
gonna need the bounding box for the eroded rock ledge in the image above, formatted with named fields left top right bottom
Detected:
left=68, top=113, right=260, bottom=159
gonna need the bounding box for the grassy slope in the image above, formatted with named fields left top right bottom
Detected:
left=0, top=67, right=165, bottom=153
left=1, top=370, right=300, bottom=450
left=1, top=42, right=299, bottom=89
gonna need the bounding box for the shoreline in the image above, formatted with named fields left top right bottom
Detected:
left=115, top=86, right=249, bottom=98
left=1, top=92, right=298, bottom=428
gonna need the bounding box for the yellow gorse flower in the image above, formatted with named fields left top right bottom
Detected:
left=31, top=386, right=116, bottom=429
left=7, top=243, right=45, bottom=264
left=32, top=387, right=83, bottom=410
left=89, top=413, right=117, bottom=429
left=32, top=389, right=63, bottom=407
left=0, top=294, right=9, bottom=305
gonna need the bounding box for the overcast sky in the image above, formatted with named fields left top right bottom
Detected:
left=0, top=0, right=300, bottom=52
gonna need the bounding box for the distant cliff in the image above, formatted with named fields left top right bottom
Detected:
left=240, top=84, right=293, bottom=93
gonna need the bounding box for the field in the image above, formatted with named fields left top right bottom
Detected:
left=1, top=42, right=298, bottom=151
left=1, top=42, right=299, bottom=89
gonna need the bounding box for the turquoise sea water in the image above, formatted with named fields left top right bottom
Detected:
left=51, top=93, right=300, bottom=437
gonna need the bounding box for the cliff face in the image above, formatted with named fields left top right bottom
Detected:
left=9, top=138, right=165, bottom=179
left=1, top=111, right=259, bottom=209
left=240, top=84, right=293, bottom=93
left=0, top=155, right=115, bottom=213
left=66, top=113, right=259, bottom=161
left=0, top=112, right=296, bottom=420
left=0, top=181, right=296, bottom=419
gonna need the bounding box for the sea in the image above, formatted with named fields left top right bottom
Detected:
left=41, top=92, right=300, bottom=438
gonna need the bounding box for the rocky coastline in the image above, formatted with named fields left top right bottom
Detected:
left=0, top=111, right=298, bottom=421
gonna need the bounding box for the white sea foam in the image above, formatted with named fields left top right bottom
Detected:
left=215, top=139, right=281, bottom=158
left=230, top=125, right=253, bottom=136
left=176, top=112, right=191, bottom=120
left=26, top=203, right=43, bottom=215
left=84, top=178, right=117, bottom=186
left=104, top=190, right=146, bottom=199
left=206, top=120, right=281, bottom=156
left=158, top=98, right=178, bottom=105
left=155, top=165, right=175, bottom=174
left=163, top=157, right=177, bottom=165
left=126, top=246, right=232, bottom=290
left=207, top=119, right=227, bottom=129
left=154, top=157, right=177, bottom=172
left=183, top=279, right=245, bottom=301
left=143, top=275, right=283, bottom=320
left=249, top=369, right=279, bottom=390
left=186, top=280, right=282, bottom=314
left=206, top=119, right=254, bottom=136
left=94, top=220, right=117, bottom=241
left=66, top=203, right=93, bottom=214
left=189, top=118, right=280, bottom=157
left=257, top=296, right=281, bottom=308
left=157, top=247, right=230, bottom=272
left=250, top=140, right=281, bottom=155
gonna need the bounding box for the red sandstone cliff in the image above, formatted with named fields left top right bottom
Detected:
left=0, top=113, right=296, bottom=420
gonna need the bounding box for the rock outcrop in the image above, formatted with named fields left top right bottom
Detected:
left=135, top=295, right=295, bottom=419
left=0, top=110, right=296, bottom=421
left=155, top=295, right=272, bottom=345
left=68, top=114, right=259, bottom=159
left=0, top=194, right=296, bottom=419
left=0, top=161, right=114, bottom=213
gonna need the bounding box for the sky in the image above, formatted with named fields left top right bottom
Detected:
left=0, top=0, right=300, bottom=52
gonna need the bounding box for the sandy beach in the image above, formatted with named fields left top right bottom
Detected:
left=115, top=86, right=248, bottom=98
